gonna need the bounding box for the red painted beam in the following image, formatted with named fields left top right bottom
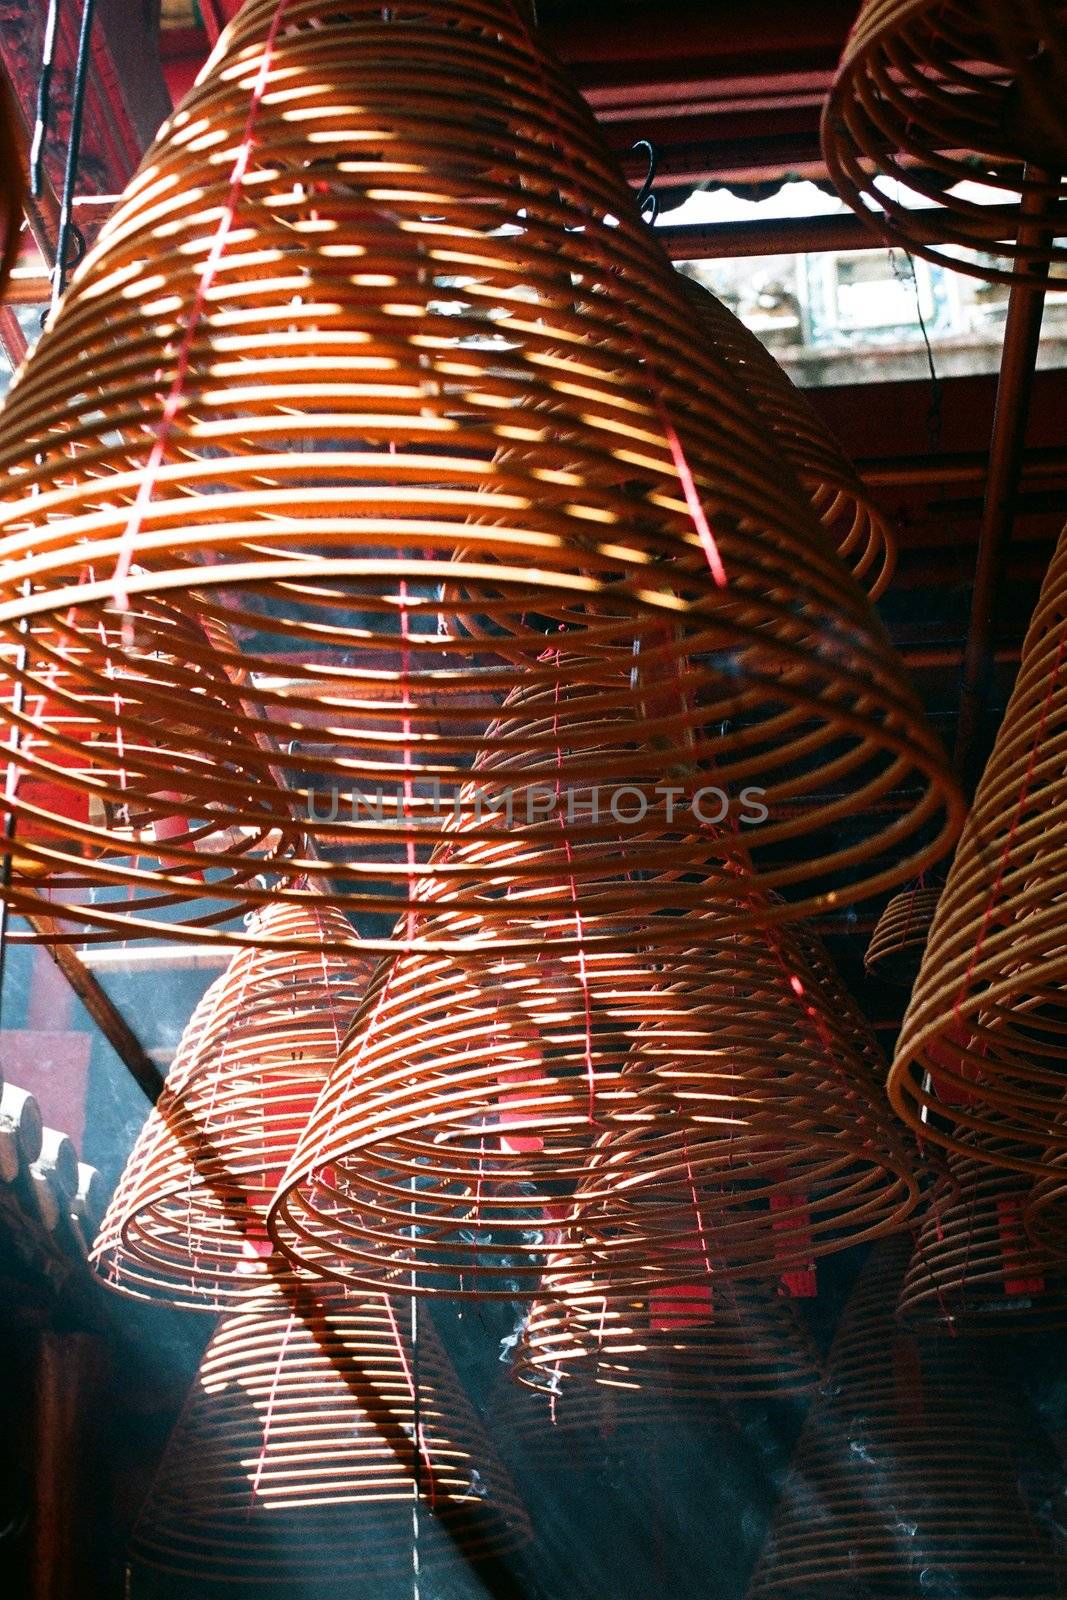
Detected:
left=197, top=0, right=243, bottom=45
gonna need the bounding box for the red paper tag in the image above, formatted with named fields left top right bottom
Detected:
left=650, top=1280, right=713, bottom=1330
left=997, top=1192, right=1045, bottom=1296
left=771, top=1187, right=817, bottom=1297
left=498, top=1063, right=544, bottom=1155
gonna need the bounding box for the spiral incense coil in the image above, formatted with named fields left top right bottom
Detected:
left=270, top=663, right=918, bottom=1298
left=682, top=278, right=895, bottom=599
left=790, top=918, right=889, bottom=1083
left=91, top=902, right=373, bottom=1311
left=515, top=1263, right=822, bottom=1406
left=129, top=1284, right=530, bottom=1590
left=890, top=523, right=1067, bottom=1172
left=897, top=1124, right=1067, bottom=1333
left=1024, top=1120, right=1067, bottom=1257
left=270, top=804, right=919, bottom=1297
left=0, top=0, right=959, bottom=951
left=822, top=0, right=1067, bottom=287
left=0, top=604, right=288, bottom=906
left=864, top=885, right=942, bottom=985
left=747, top=1239, right=1067, bottom=1599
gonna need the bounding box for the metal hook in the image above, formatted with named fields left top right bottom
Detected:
left=631, top=139, right=659, bottom=225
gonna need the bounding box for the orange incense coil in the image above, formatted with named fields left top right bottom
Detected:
left=0, top=603, right=287, bottom=903
left=0, top=0, right=959, bottom=951
left=1024, top=1118, right=1067, bottom=1257
left=822, top=0, right=1067, bottom=287
left=128, top=1282, right=530, bottom=1591
left=539, top=948, right=918, bottom=1297
left=790, top=918, right=889, bottom=1083
left=515, top=1258, right=823, bottom=1406
left=864, top=884, right=942, bottom=985
left=897, top=1124, right=1067, bottom=1333
left=270, top=855, right=919, bottom=1297
left=682, top=277, right=895, bottom=599
left=91, top=902, right=373, bottom=1311
left=269, top=663, right=919, bottom=1297
left=889, top=522, right=1067, bottom=1173
left=746, top=1238, right=1067, bottom=1599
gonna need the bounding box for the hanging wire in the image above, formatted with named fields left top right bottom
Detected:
left=51, top=0, right=96, bottom=310
left=890, top=248, right=944, bottom=455
left=30, top=0, right=62, bottom=199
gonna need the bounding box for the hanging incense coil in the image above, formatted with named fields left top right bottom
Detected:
left=790, top=918, right=889, bottom=1082
left=0, top=604, right=288, bottom=908
left=0, top=0, right=959, bottom=952
left=515, top=1261, right=822, bottom=1407
left=541, top=968, right=916, bottom=1301
left=1024, top=1118, right=1067, bottom=1257
left=682, top=277, right=895, bottom=599
left=747, top=1239, right=1067, bottom=1599
left=271, top=692, right=919, bottom=1298
left=864, top=885, right=942, bottom=985
left=822, top=0, right=1067, bottom=286
left=889, top=522, right=1067, bottom=1173
left=91, top=902, right=372, bottom=1311
left=128, top=1283, right=530, bottom=1592
left=897, top=1123, right=1067, bottom=1333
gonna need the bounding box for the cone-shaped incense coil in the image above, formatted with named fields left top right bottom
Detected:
left=515, top=1264, right=823, bottom=1406
left=0, top=603, right=287, bottom=900
left=890, top=523, right=1067, bottom=1173
left=790, top=918, right=889, bottom=1083
left=864, top=885, right=941, bottom=985
left=1024, top=1114, right=1067, bottom=1258
left=270, top=928, right=918, bottom=1298
left=681, top=277, right=895, bottom=599
left=897, top=1124, right=1067, bottom=1333
left=128, top=1283, right=530, bottom=1590
left=531, top=946, right=917, bottom=1298
left=747, top=1239, right=1067, bottom=1599
left=0, top=0, right=959, bottom=950
left=271, top=678, right=918, bottom=1297
left=92, top=903, right=372, bottom=1310
left=822, top=0, right=1067, bottom=287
